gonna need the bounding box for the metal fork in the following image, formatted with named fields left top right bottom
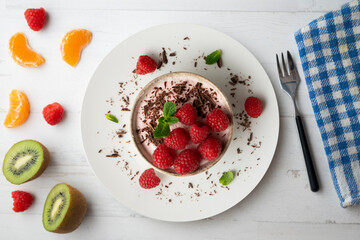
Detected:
left=276, top=51, right=319, bottom=192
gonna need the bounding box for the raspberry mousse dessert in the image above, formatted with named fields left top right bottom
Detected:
left=131, top=72, right=233, bottom=176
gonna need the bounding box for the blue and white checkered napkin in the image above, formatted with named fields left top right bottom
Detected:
left=294, top=0, right=360, bottom=207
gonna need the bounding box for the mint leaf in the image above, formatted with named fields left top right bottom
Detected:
left=219, top=171, right=234, bottom=185
left=158, top=117, right=166, bottom=124
left=164, top=116, right=179, bottom=125
left=163, top=102, right=177, bottom=117
left=105, top=113, right=118, bottom=123
left=205, top=50, right=222, bottom=65
left=153, top=122, right=170, bottom=139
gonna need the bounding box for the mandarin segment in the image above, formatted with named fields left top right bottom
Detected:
left=60, top=29, right=92, bottom=67
left=9, top=32, right=45, bottom=67
left=4, top=90, right=30, bottom=128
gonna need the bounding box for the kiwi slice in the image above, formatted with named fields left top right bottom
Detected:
left=3, top=140, right=50, bottom=185
left=43, top=183, right=87, bottom=233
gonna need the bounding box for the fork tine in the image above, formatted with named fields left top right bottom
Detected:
left=281, top=53, right=288, bottom=76
left=276, top=54, right=283, bottom=78
left=287, top=51, right=299, bottom=75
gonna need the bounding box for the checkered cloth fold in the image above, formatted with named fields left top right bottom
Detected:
left=294, top=0, right=360, bottom=207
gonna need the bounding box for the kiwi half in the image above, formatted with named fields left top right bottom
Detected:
left=3, top=140, right=50, bottom=185
left=43, top=183, right=87, bottom=234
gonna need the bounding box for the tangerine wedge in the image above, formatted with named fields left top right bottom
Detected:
left=9, top=32, right=45, bottom=67
left=60, top=29, right=92, bottom=67
left=4, top=90, right=30, bottom=128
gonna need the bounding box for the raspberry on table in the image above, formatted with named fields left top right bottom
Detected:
left=245, top=97, right=263, bottom=118
left=152, top=144, right=176, bottom=169
left=136, top=55, right=157, bottom=75
left=174, top=103, right=197, bottom=125
left=24, top=8, right=47, bottom=31
left=190, top=123, right=210, bottom=144
left=197, top=136, right=222, bottom=160
left=164, top=128, right=190, bottom=150
left=139, top=168, right=160, bottom=189
left=206, top=108, right=229, bottom=132
left=11, top=190, right=33, bottom=212
left=42, top=102, right=64, bottom=125
left=174, top=149, right=201, bottom=175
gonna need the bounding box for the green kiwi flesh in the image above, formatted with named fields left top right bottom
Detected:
left=2, top=140, right=50, bottom=185
left=43, top=183, right=87, bottom=234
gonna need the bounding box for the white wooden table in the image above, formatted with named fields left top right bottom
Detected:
left=1, top=0, right=360, bottom=239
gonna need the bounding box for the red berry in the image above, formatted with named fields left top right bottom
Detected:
left=206, top=108, right=229, bottom=132
left=11, top=191, right=33, bottom=212
left=42, top=102, right=64, bottom=125
left=174, top=149, right=201, bottom=175
left=152, top=144, right=176, bottom=169
left=174, top=103, right=197, bottom=125
left=164, top=128, right=190, bottom=150
left=190, top=123, right=210, bottom=144
left=136, top=55, right=157, bottom=75
left=139, top=168, right=160, bottom=189
left=245, top=97, right=263, bottom=118
left=197, top=137, right=222, bottom=161
left=24, top=8, right=46, bottom=31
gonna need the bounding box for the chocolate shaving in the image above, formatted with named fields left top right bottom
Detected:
left=106, top=150, right=120, bottom=158
left=162, top=48, right=168, bottom=64
left=217, top=57, right=222, bottom=68
left=121, top=108, right=131, bottom=111
left=184, top=37, right=190, bottom=40
left=247, top=132, right=253, bottom=145
left=169, top=52, right=176, bottom=57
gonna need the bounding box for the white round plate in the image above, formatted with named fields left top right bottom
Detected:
left=81, top=24, right=279, bottom=222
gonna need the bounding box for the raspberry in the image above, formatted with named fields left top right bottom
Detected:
left=24, top=8, right=46, bottom=31
left=190, top=123, right=210, bottom=144
left=174, top=149, right=201, bottom=175
left=174, top=103, right=197, bottom=125
left=152, top=144, right=176, bottom=169
left=139, top=168, right=160, bottom=189
left=197, top=136, right=222, bottom=160
left=43, top=102, right=64, bottom=125
left=164, top=128, right=190, bottom=150
left=206, top=108, right=229, bottom=132
left=245, top=97, right=263, bottom=118
left=136, top=55, right=157, bottom=75
left=11, top=191, right=33, bottom=212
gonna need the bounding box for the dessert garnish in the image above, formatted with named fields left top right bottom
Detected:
left=206, top=108, right=229, bottom=132
left=24, top=8, right=46, bottom=31
left=152, top=144, right=176, bottom=169
left=43, top=183, right=87, bottom=233
left=139, top=168, right=161, bottom=189
left=197, top=136, right=222, bottom=160
left=11, top=190, right=33, bottom=212
left=3, top=140, right=50, bottom=185
left=9, top=33, right=45, bottom=67
left=189, top=123, right=210, bottom=144
left=4, top=90, right=30, bottom=128
left=43, top=102, right=64, bottom=125
left=219, top=171, right=234, bottom=186
left=105, top=113, right=118, bottom=123
left=164, top=128, right=190, bottom=150
left=60, top=29, right=92, bottom=67
left=153, top=102, right=179, bottom=139
left=173, top=149, right=201, bottom=175
left=136, top=55, right=157, bottom=75
left=174, top=103, right=197, bottom=125
left=245, top=97, right=263, bottom=118
left=205, top=49, right=222, bottom=65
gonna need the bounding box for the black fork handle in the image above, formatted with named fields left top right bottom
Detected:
left=295, top=116, right=319, bottom=192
